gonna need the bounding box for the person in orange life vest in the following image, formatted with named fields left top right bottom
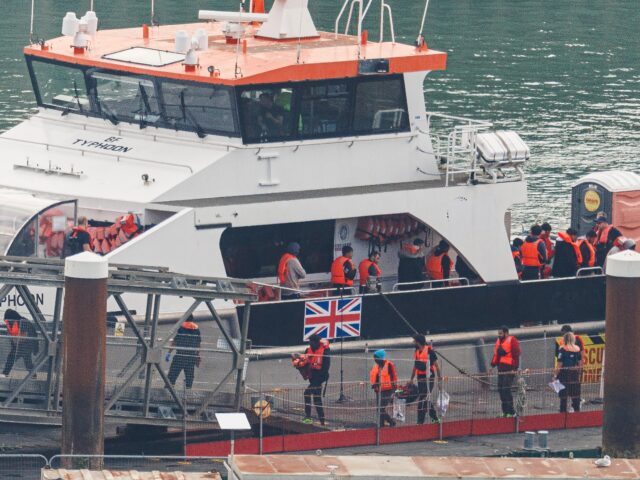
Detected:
left=490, top=325, right=521, bottom=417
left=278, top=242, right=306, bottom=300
left=1, top=309, right=38, bottom=377
left=554, top=332, right=583, bottom=413
left=167, top=315, right=202, bottom=389
left=578, top=230, right=597, bottom=269
left=521, top=225, right=547, bottom=281
left=61, top=216, right=93, bottom=258
left=511, top=238, right=524, bottom=279
left=370, top=349, right=398, bottom=427
left=426, top=240, right=452, bottom=288
left=551, top=228, right=582, bottom=278
left=331, top=246, right=357, bottom=295
left=540, top=222, right=554, bottom=263
left=358, top=250, right=382, bottom=294
left=397, top=238, right=426, bottom=290
left=302, top=334, right=330, bottom=425
left=594, top=212, right=622, bottom=268
left=410, top=334, right=442, bottom=424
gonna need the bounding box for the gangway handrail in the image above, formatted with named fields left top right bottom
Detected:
left=251, top=281, right=356, bottom=300
left=576, top=267, right=604, bottom=277
left=392, top=277, right=470, bottom=291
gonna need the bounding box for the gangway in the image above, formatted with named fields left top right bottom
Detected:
left=0, top=256, right=257, bottom=427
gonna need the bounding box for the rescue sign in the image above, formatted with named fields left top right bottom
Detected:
left=555, top=333, right=605, bottom=383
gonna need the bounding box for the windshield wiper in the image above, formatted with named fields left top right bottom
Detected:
left=137, top=82, right=150, bottom=129
left=73, top=80, right=84, bottom=114
left=98, top=100, right=119, bottom=126
left=180, top=90, right=206, bottom=139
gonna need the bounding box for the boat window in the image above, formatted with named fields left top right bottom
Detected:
left=220, top=220, right=335, bottom=279
left=297, top=82, right=351, bottom=137
left=353, top=77, right=408, bottom=133
left=160, top=81, right=238, bottom=135
left=90, top=71, right=161, bottom=126
left=29, top=60, right=89, bottom=112
left=239, top=87, right=295, bottom=143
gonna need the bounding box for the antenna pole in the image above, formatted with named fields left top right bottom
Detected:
left=418, top=0, right=430, bottom=37
left=151, top=0, right=156, bottom=26
left=90, top=0, right=94, bottom=11
left=29, top=0, right=35, bottom=44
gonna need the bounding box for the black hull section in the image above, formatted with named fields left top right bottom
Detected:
left=240, top=276, right=606, bottom=347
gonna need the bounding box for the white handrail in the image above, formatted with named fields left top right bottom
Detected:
left=392, top=278, right=470, bottom=291
left=576, top=267, right=604, bottom=277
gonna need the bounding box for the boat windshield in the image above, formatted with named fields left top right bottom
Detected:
left=0, top=190, right=76, bottom=258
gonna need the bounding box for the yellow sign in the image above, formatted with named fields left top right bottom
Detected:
left=555, top=333, right=605, bottom=383
left=114, top=321, right=126, bottom=338
left=253, top=399, right=271, bottom=419
left=584, top=190, right=601, bottom=212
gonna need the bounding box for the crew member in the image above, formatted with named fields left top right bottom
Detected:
left=331, top=246, right=357, bottom=295
left=551, top=228, right=582, bottom=278
left=511, top=238, right=524, bottom=279
left=257, top=92, right=285, bottom=139
left=594, top=212, right=622, bottom=267
left=1, top=309, right=38, bottom=378
left=410, top=334, right=441, bottom=424
left=302, top=334, right=330, bottom=425
left=426, top=240, right=452, bottom=288
left=604, top=237, right=636, bottom=272
left=358, top=250, right=382, bottom=294
left=540, top=222, right=554, bottom=262
left=167, top=315, right=202, bottom=389
left=577, top=231, right=597, bottom=269
left=490, top=326, right=521, bottom=417
left=278, top=242, right=306, bottom=299
left=521, top=225, right=547, bottom=280
left=370, top=349, right=397, bottom=427
left=61, top=216, right=93, bottom=258
left=397, top=239, right=426, bottom=290
left=454, top=255, right=481, bottom=284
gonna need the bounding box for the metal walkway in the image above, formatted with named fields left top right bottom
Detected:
left=0, top=256, right=257, bottom=427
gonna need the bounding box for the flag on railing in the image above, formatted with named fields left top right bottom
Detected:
left=303, top=297, right=362, bottom=341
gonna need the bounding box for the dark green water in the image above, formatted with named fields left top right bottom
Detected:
left=1, top=1, right=638, bottom=229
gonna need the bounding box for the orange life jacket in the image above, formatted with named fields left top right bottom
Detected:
left=492, top=336, right=515, bottom=366
left=358, top=259, right=382, bottom=286
left=370, top=360, right=396, bottom=391
left=305, top=344, right=327, bottom=370
left=521, top=239, right=543, bottom=267
left=331, top=256, right=355, bottom=286
left=541, top=233, right=554, bottom=259
left=598, top=225, right=612, bottom=245
left=577, top=239, right=595, bottom=267
left=426, top=252, right=449, bottom=280
left=558, top=335, right=587, bottom=363
left=511, top=250, right=521, bottom=261
left=414, top=345, right=435, bottom=375
left=182, top=321, right=199, bottom=331
left=557, top=231, right=583, bottom=266
left=278, top=253, right=296, bottom=284
left=5, top=320, right=20, bottom=337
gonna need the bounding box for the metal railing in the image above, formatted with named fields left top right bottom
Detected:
left=392, top=277, right=470, bottom=291
left=576, top=266, right=604, bottom=277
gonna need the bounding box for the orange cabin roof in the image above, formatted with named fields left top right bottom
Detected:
left=24, top=22, right=447, bottom=86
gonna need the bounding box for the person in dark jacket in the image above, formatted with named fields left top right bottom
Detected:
left=594, top=212, right=622, bottom=267
left=167, top=316, right=202, bottom=389
left=1, top=309, right=39, bottom=377
left=454, top=255, right=481, bottom=284
left=511, top=238, right=524, bottom=278
left=397, top=238, right=426, bottom=290
left=302, top=334, right=330, bottom=425
left=551, top=228, right=581, bottom=278
left=578, top=230, right=597, bottom=269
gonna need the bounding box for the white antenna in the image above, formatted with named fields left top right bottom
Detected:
left=90, top=0, right=94, bottom=10
left=151, top=0, right=157, bottom=26
left=417, top=0, right=430, bottom=46
left=295, top=0, right=304, bottom=64
left=29, top=0, right=35, bottom=44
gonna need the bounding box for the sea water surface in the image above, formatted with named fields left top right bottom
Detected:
left=0, top=0, right=638, bottom=230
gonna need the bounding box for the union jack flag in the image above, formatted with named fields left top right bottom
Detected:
left=303, top=297, right=362, bottom=341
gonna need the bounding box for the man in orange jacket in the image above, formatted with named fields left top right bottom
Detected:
left=490, top=326, right=521, bottom=417
left=370, top=349, right=397, bottom=427
left=331, top=246, right=356, bottom=295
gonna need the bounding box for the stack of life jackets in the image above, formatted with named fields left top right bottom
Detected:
left=91, top=213, right=142, bottom=255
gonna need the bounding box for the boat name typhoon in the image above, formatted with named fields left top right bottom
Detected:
left=72, top=137, right=133, bottom=153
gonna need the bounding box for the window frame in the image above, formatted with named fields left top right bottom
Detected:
left=236, top=74, right=409, bottom=144
left=25, top=55, right=242, bottom=138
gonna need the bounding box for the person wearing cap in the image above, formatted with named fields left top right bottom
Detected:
left=369, top=349, right=398, bottom=427
left=594, top=212, right=622, bottom=268
left=167, top=315, right=202, bottom=389
left=551, top=228, right=582, bottom=278
left=490, top=326, right=521, bottom=417
left=1, top=309, right=39, bottom=378
left=604, top=237, right=636, bottom=272
left=397, top=238, right=427, bottom=291
left=278, top=242, right=306, bottom=299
